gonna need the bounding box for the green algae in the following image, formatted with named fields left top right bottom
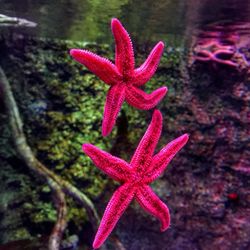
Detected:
left=0, top=36, right=182, bottom=243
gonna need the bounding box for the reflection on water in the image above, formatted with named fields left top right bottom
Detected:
left=0, top=0, right=186, bottom=44
left=1, top=0, right=250, bottom=48
left=186, top=0, right=250, bottom=72
left=190, top=22, right=250, bottom=71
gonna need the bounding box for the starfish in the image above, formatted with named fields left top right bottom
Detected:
left=70, top=18, right=167, bottom=136
left=83, top=110, right=189, bottom=249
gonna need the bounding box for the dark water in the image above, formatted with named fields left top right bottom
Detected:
left=1, top=0, right=250, bottom=45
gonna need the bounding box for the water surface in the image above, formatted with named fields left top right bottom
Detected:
left=0, top=0, right=249, bottom=45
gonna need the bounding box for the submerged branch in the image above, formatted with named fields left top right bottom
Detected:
left=48, top=179, right=68, bottom=250
left=0, top=14, right=37, bottom=28
left=0, top=66, right=100, bottom=248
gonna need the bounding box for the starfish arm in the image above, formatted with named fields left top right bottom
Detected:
left=82, top=144, right=132, bottom=182
left=135, top=185, right=170, bottom=231
left=102, top=83, right=126, bottom=136
left=70, top=49, right=121, bottom=85
left=125, top=85, right=168, bottom=110
left=132, top=41, right=164, bottom=86
left=145, top=134, right=189, bottom=183
left=93, top=183, right=135, bottom=249
left=130, top=110, right=162, bottom=174
left=111, top=18, right=134, bottom=77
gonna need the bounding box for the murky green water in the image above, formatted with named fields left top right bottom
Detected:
left=0, top=0, right=186, bottom=44
left=1, top=0, right=249, bottom=45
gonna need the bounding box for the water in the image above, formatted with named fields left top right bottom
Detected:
left=0, top=0, right=185, bottom=43
left=1, top=0, right=249, bottom=45
left=1, top=1, right=250, bottom=249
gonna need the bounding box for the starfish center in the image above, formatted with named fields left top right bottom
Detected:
left=122, top=75, right=132, bottom=84
left=128, top=174, right=146, bottom=186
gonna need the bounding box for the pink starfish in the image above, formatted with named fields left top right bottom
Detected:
left=70, top=18, right=167, bottom=136
left=83, top=110, right=189, bottom=249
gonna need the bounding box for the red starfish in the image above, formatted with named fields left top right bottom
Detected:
left=82, top=110, right=189, bottom=249
left=70, top=18, right=167, bottom=136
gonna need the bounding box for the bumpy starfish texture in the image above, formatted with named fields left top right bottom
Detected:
left=83, top=110, right=189, bottom=249
left=70, top=18, right=167, bottom=136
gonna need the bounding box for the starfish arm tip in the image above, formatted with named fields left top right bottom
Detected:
left=92, top=241, right=100, bottom=249
left=149, top=86, right=168, bottom=103
left=153, top=109, right=163, bottom=120
left=111, top=17, right=119, bottom=26
left=102, top=124, right=114, bottom=136
left=111, top=18, right=129, bottom=35
left=82, top=143, right=91, bottom=153
left=69, top=48, right=78, bottom=57
left=111, top=17, right=124, bottom=33
left=161, top=86, right=168, bottom=94
left=160, top=225, right=169, bottom=232
left=101, top=129, right=109, bottom=137
left=181, top=133, right=190, bottom=143
left=102, top=114, right=117, bottom=137
left=149, top=86, right=168, bottom=105
left=158, top=41, right=165, bottom=49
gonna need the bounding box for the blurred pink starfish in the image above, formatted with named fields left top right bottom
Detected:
left=70, top=18, right=167, bottom=136
left=83, top=110, right=189, bottom=249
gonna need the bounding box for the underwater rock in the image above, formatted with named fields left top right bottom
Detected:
left=0, top=34, right=249, bottom=250
left=60, top=235, right=79, bottom=250
left=27, top=100, right=47, bottom=116
left=0, top=162, right=33, bottom=244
